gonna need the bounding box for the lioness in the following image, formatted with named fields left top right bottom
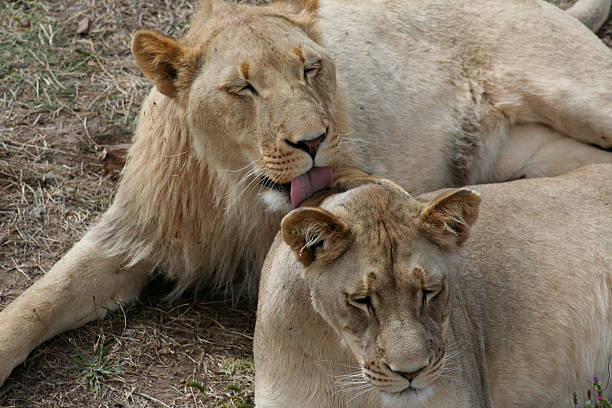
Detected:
left=1, top=0, right=612, bottom=386
left=254, top=164, right=612, bottom=408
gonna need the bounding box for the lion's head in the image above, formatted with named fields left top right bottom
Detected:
left=131, top=0, right=350, bottom=211
left=280, top=182, right=481, bottom=406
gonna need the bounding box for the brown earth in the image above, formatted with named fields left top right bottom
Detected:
left=0, top=0, right=610, bottom=407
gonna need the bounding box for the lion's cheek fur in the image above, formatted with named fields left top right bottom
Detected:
left=186, top=78, right=259, bottom=169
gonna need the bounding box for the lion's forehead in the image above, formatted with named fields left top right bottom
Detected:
left=203, top=16, right=317, bottom=64
left=346, top=225, right=445, bottom=293
left=321, top=187, right=446, bottom=288
left=323, top=184, right=421, bottom=219
left=192, top=24, right=325, bottom=97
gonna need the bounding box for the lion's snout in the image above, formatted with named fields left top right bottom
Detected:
left=284, top=128, right=327, bottom=159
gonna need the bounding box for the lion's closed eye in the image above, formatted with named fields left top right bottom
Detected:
left=347, top=292, right=372, bottom=312
left=304, top=60, right=321, bottom=81
left=222, top=80, right=257, bottom=97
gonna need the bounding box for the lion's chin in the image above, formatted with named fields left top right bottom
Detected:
left=259, top=190, right=293, bottom=214
left=379, top=386, right=434, bottom=407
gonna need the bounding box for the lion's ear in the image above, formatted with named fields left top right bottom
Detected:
left=415, top=188, right=481, bottom=249
left=281, top=207, right=352, bottom=267
left=271, top=0, right=319, bottom=38
left=131, top=29, right=198, bottom=98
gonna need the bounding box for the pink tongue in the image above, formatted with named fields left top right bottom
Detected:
left=290, top=167, right=334, bottom=208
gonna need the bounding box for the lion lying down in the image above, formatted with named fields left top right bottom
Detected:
left=254, top=164, right=612, bottom=408
left=1, top=0, right=612, bottom=387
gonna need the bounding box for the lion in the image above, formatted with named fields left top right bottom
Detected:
left=1, top=0, right=612, bottom=386
left=254, top=164, right=612, bottom=408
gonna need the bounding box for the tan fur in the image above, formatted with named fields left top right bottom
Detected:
left=255, top=164, right=612, bottom=407
left=567, top=0, right=611, bottom=31
left=1, top=0, right=612, bottom=386
left=282, top=207, right=353, bottom=266
left=414, top=189, right=481, bottom=249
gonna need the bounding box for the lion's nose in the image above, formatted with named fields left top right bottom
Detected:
left=285, top=129, right=327, bottom=160
left=384, top=360, right=429, bottom=381
left=397, top=367, right=424, bottom=381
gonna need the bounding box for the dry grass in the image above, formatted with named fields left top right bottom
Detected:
left=1, top=296, right=256, bottom=407
left=0, top=0, right=610, bottom=407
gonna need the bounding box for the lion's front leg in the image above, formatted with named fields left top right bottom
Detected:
left=490, top=123, right=612, bottom=182
left=516, top=67, right=612, bottom=150
left=484, top=3, right=612, bottom=149
left=0, top=230, right=150, bottom=387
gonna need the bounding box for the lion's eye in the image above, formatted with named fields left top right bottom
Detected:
left=421, top=288, right=439, bottom=307
left=224, top=81, right=257, bottom=96
left=304, top=61, right=321, bottom=81
left=423, top=289, right=437, bottom=297
left=348, top=293, right=371, bottom=311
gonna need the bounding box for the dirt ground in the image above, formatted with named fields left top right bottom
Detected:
left=0, top=0, right=610, bottom=407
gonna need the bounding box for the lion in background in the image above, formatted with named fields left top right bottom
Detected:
left=255, top=164, right=612, bottom=407
left=1, top=0, right=612, bottom=387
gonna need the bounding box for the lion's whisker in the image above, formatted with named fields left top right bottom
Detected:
left=334, top=372, right=365, bottom=379
left=225, top=164, right=264, bottom=209
left=336, top=381, right=369, bottom=388
left=335, top=377, right=368, bottom=386
left=228, top=168, right=259, bottom=198
left=334, top=385, right=371, bottom=395
left=333, top=381, right=371, bottom=395
left=346, top=384, right=375, bottom=402
left=216, top=159, right=261, bottom=173
left=228, top=170, right=259, bottom=200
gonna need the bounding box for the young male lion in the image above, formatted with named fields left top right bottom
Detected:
left=254, top=164, right=612, bottom=408
left=1, top=0, right=611, bottom=386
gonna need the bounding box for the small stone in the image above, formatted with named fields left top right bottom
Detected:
left=76, top=17, right=91, bottom=35
left=20, top=18, right=30, bottom=28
